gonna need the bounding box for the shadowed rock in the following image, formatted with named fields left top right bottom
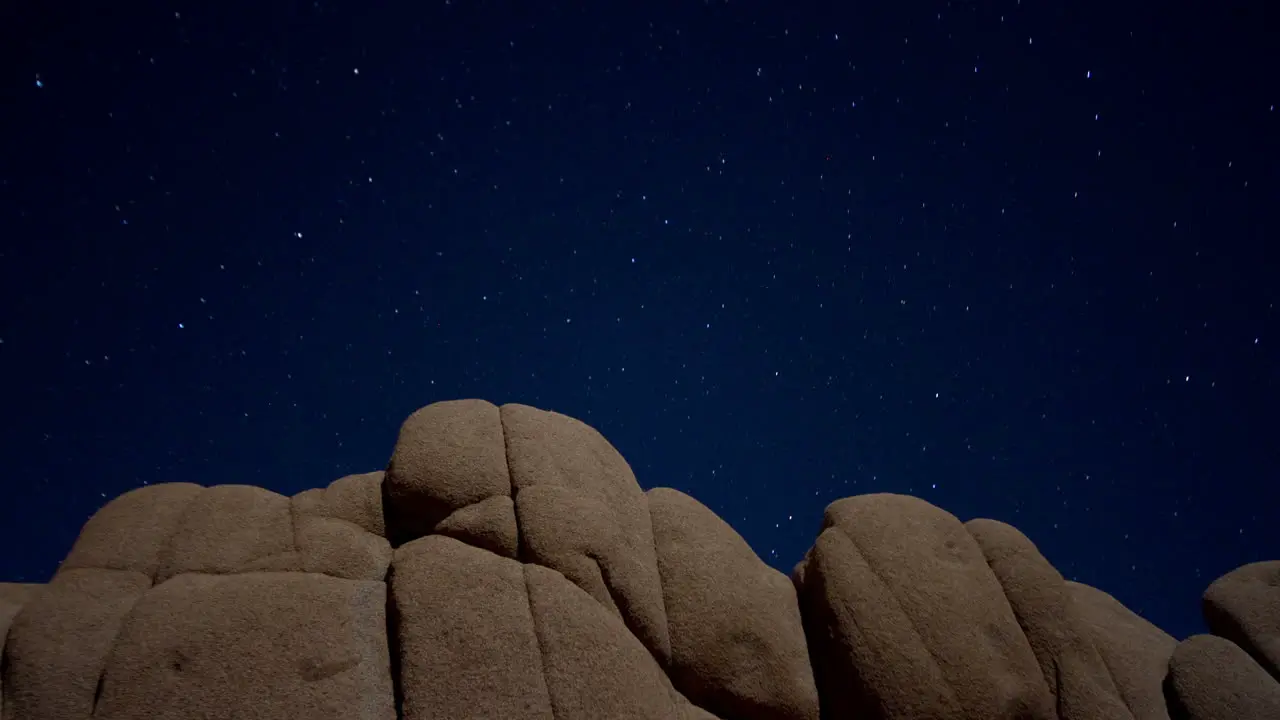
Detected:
left=1202, top=561, right=1280, bottom=683
left=1165, top=634, right=1280, bottom=720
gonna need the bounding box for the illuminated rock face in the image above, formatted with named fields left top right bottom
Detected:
left=1, top=398, right=1277, bottom=720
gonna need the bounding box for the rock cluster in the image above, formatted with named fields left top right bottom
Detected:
left=1, top=399, right=1276, bottom=719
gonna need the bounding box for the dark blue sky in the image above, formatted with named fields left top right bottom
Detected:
left=2, top=0, right=1276, bottom=642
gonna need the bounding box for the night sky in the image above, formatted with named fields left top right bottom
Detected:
left=2, top=0, right=1277, bottom=643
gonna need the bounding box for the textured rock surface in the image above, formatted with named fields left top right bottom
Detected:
left=1, top=399, right=1276, bottom=719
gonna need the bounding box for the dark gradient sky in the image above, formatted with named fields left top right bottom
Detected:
left=2, top=0, right=1277, bottom=642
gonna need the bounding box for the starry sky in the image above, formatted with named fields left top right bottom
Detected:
left=2, top=0, right=1277, bottom=642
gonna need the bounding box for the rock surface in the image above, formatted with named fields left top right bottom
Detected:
left=1, top=399, right=1276, bottom=719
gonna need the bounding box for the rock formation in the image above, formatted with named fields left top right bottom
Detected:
left=1, top=399, right=1276, bottom=719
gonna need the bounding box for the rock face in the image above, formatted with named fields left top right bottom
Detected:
left=1, top=399, right=1277, bottom=720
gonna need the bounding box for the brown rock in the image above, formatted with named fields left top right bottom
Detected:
left=94, top=572, right=393, bottom=720
left=390, top=534, right=554, bottom=719
left=1066, top=581, right=1177, bottom=719
left=649, top=486, right=818, bottom=720
left=1, top=399, right=1275, bottom=720
left=1165, top=634, right=1280, bottom=720
left=0, top=582, right=43, bottom=719
left=383, top=399, right=511, bottom=547
left=502, top=402, right=673, bottom=666
left=1203, top=561, right=1280, bottom=682
left=966, top=518, right=1133, bottom=720
left=794, top=493, right=1052, bottom=720
left=4, top=568, right=151, bottom=719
